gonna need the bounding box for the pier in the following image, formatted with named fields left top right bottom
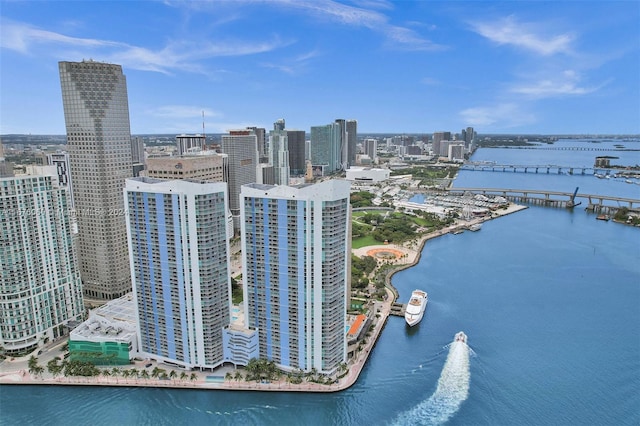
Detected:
left=389, top=303, right=406, bottom=317
left=448, top=187, right=640, bottom=214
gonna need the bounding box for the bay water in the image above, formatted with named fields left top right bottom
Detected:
left=1, top=139, right=639, bottom=425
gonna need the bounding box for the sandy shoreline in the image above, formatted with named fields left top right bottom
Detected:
left=0, top=203, right=526, bottom=393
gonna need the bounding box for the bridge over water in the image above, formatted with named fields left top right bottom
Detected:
left=459, top=162, right=636, bottom=176
left=448, top=187, right=640, bottom=213
left=487, top=146, right=640, bottom=152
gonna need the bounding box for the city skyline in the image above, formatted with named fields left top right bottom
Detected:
left=1, top=1, right=639, bottom=135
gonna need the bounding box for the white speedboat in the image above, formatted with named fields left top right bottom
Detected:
left=405, top=290, right=428, bottom=326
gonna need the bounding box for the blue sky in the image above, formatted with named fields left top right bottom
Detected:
left=1, top=1, right=638, bottom=135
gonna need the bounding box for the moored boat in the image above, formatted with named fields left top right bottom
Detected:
left=405, top=289, right=428, bottom=327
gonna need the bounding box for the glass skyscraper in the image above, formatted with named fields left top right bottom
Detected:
left=310, top=123, right=341, bottom=174
left=59, top=60, right=133, bottom=300
left=240, top=180, right=351, bottom=374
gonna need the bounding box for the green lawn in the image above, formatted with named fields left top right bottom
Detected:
left=352, top=234, right=380, bottom=249
left=413, top=217, right=432, bottom=226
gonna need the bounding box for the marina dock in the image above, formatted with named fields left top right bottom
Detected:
left=390, top=303, right=406, bottom=317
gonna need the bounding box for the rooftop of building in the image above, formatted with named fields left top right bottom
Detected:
left=70, top=293, right=137, bottom=343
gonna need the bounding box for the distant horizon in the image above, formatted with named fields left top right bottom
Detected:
left=1, top=1, right=638, bottom=135
left=2, top=132, right=640, bottom=140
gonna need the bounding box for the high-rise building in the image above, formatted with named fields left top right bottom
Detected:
left=432, top=131, right=452, bottom=157
left=221, top=130, right=260, bottom=232
left=268, top=129, right=290, bottom=186
left=0, top=173, right=84, bottom=354
left=273, top=118, right=285, bottom=132
left=143, top=152, right=233, bottom=242
left=131, top=136, right=145, bottom=164
left=240, top=180, right=351, bottom=374
left=0, top=141, right=13, bottom=178
left=310, top=123, right=341, bottom=175
left=346, top=119, right=358, bottom=168
left=144, top=153, right=227, bottom=183
left=59, top=60, right=133, bottom=300
left=363, top=138, right=378, bottom=162
left=46, top=152, right=74, bottom=210
left=247, top=126, right=267, bottom=158
left=447, top=143, right=465, bottom=162
left=287, top=130, right=306, bottom=176
left=465, top=127, right=475, bottom=148
left=176, top=134, right=205, bottom=156
left=125, top=177, right=231, bottom=369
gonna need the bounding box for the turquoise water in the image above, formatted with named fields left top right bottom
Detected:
left=1, top=139, right=639, bottom=425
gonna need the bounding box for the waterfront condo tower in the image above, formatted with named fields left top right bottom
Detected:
left=0, top=174, right=84, bottom=354
left=124, top=178, right=231, bottom=370
left=59, top=60, right=133, bottom=300
left=240, top=180, right=351, bottom=375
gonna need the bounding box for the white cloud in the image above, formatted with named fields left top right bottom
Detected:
left=470, top=15, right=574, bottom=56
left=292, top=0, right=444, bottom=51
left=260, top=62, right=296, bottom=74
left=261, top=49, right=322, bottom=75
left=192, top=0, right=444, bottom=52
left=460, top=103, right=536, bottom=128
left=347, top=0, right=395, bottom=11
left=511, top=70, right=608, bottom=98
left=0, top=19, right=122, bottom=54
left=0, top=19, right=289, bottom=74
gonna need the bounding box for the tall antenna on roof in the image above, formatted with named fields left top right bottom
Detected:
left=202, top=110, right=206, bottom=151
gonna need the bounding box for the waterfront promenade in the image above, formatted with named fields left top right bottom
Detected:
left=0, top=203, right=526, bottom=393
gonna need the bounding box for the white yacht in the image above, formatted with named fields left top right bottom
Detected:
left=455, top=331, right=467, bottom=344
left=405, top=289, right=428, bottom=326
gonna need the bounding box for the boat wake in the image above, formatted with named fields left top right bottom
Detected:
left=393, top=332, right=470, bottom=426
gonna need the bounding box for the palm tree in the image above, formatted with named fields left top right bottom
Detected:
left=245, top=358, right=260, bottom=382
left=225, top=372, right=232, bottom=382
left=33, top=365, right=44, bottom=378
left=169, top=370, right=177, bottom=382
left=180, top=372, right=188, bottom=381
left=130, top=368, right=139, bottom=379
left=151, top=367, right=161, bottom=379
left=102, top=369, right=111, bottom=380
left=233, top=371, right=243, bottom=382
left=47, top=357, right=62, bottom=378
left=190, top=372, right=198, bottom=382
left=28, top=355, right=39, bottom=375
left=111, top=367, right=120, bottom=383
left=140, top=370, right=150, bottom=380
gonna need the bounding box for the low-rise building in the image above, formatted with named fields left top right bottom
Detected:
left=345, top=166, right=390, bottom=182
left=69, top=294, right=138, bottom=365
